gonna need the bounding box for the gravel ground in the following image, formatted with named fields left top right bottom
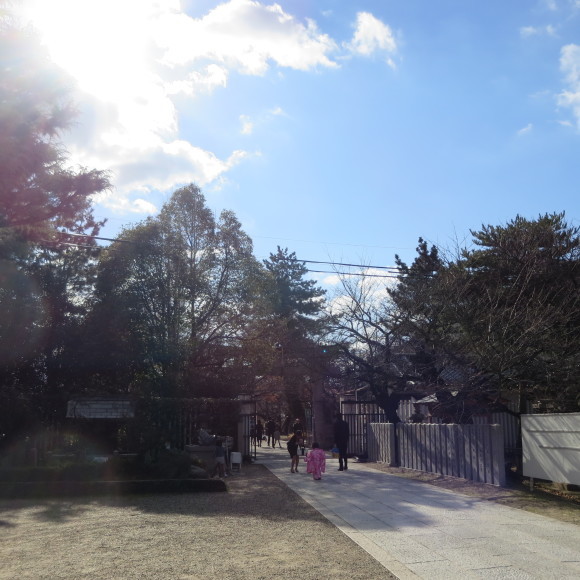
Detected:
left=0, top=464, right=396, bottom=580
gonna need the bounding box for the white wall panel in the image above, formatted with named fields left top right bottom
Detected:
left=522, top=413, right=580, bottom=485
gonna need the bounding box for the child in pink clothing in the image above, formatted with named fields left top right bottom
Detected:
left=305, top=442, right=326, bottom=480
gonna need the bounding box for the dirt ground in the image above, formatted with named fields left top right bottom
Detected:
left=365, top=463, right=580, bottom=526
left=0, top=464, right=396, bottom=580
left=3, top=462, right=579, bottom=579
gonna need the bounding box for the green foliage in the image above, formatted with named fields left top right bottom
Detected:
left=0, top=463, right=103, bottom=482
left=0, top=451, right=195, bottom=482
left=450, top=213, right=580, bottom=409
left=259, top=247, right=328, bottom=420
left=263, top=246, right=326, bottom=329
left=333, top=213, right=580, bottom=421
left=88, top=185, right=263, bottom=398
left=396, top=213, right=580, bottom=413
left=0, top=17, right=109, bottom=254
left=143, top=449, right=193, bottom=479
left=0, top=12, right=110, bottom=443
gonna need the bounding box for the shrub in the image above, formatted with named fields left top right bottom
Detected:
left=0, top=450, right=197, bottom=482
left=0, top=464, right=103, bottom=482
left=145, top=449, right=193, bottom=479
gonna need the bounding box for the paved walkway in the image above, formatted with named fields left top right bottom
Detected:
left=255, top=445, right=580, bottom=579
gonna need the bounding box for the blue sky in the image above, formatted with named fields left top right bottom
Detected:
left=16, top=0, right=580, bottom=281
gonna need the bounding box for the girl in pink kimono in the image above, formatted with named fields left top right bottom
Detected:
left=305, top=442, right=326, bottom=480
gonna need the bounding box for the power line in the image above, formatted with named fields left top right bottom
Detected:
left=307, top=269, right=401, bottom=279
left=56, top=232, right=131, bottom=244
left=300, top=259, right=400, bottom=272
left=52, top=230, right=416, bottom=278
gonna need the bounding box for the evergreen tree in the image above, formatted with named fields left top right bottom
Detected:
left=263, top=247, right=326, bottom=330
left=262, top=247, right=327, bottom=422
left=0, top=15, right=108, bottom=256
left=0, top=11, right=109, bottom=447
left=452, top=213, right=580, bottom=410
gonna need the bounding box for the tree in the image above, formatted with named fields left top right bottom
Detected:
left=89, top=185, right=262, bottom=398
left=332, top=213, right=580, bottom=425
left=390, top=214, right=580, bottom=416
left=263, top=247, right=326, bottom=330
left=448, top=213, right=580, bottom=410
left=261, top=247, right=327, bottom=423
left=329, top=270, right=398, bottom=421
left=0, top=11, right=110, bottom=447
left=0, top=15, right=109, bottom=256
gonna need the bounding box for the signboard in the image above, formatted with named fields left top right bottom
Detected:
left=522, top=413, right=580, bottom=485
left=66, top=398, right=135, bottom=419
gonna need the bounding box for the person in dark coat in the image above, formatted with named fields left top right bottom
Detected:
left=292, top=418, right=303, bottom=434
left=287, top=433, right=300, bottom=473
left=333, top=412, right=349, bottom=471
left=266, top=419, right=276, bottom=447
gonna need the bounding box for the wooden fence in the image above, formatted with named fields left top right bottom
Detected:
left=368, top=422, right=505, bottom=486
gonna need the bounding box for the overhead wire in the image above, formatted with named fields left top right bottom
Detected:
left=307, top=269, right=401, bottom=279
left=49, top=230, right=421, bottom=279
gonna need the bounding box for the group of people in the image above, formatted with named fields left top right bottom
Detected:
left=215, top=413, right=349, bottom=481
left=251, top=419, right=282, bottom=448
left=285, top=412, right=350, bottom=481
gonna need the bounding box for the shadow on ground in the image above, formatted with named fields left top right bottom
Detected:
left=0, top=464, right=324, bottom=526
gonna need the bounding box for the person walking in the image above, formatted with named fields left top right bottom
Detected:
left=266, top=419, right=276, bottom=447
left=333, top=412, right=349, bottom=471
left=305, top=442, right=326, bottom=480
left=255, top=420, right=264, bottom=447
left=273, top=425, right=282, bottom=448
left=211, top=439, right=227, bottom=478
left=292, top=417, right=303, bottom=434
left=287, top=433, right=300, bottom=473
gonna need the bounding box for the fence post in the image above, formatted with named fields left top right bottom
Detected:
left=368, top=423, right=377, bottom=462
left=491, top=424, right=506, bottom=486
left=388, top=423, right=396, bottom=466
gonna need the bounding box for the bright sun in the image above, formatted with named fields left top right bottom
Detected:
left=17, top=0, right=157, bottom=102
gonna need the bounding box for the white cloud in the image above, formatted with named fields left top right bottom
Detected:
left=17, top=1, right=397, bottom=218
left=327, top=271, right=396, bottom=336
left=112, top=143, right=249, bottom=192
left=322, top=274, right=341, bottom=286
left=165, top=65, right=228, bottom=96
left=93, top=192, right=158, bottom=215
left=346, top=12, right=397, bottom=64
left=155, top=0, right=339, bottom=74
left=517, top=123, right=533, bottom=135
left=240, top=115, right=254, bottom=135
left=558, top=44, right=580, bottom=128
left=520, top=24, right=556, bottom=37
left=237, top=107, right=287, bottom=136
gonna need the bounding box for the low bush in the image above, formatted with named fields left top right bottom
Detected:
left=0, top=464, right=103, bottom=482
left=144, top=449, right=193, bottom=479
left=0, top=449, right=196, bottom=482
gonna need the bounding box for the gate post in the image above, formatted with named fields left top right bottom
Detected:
left=237, top=396, right=257, bottom=461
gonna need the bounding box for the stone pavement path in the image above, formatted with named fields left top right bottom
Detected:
left=256, top=445, right=580, bottom=579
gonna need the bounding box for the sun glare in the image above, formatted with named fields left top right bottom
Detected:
left=18, top=0, right=160, bottom=102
